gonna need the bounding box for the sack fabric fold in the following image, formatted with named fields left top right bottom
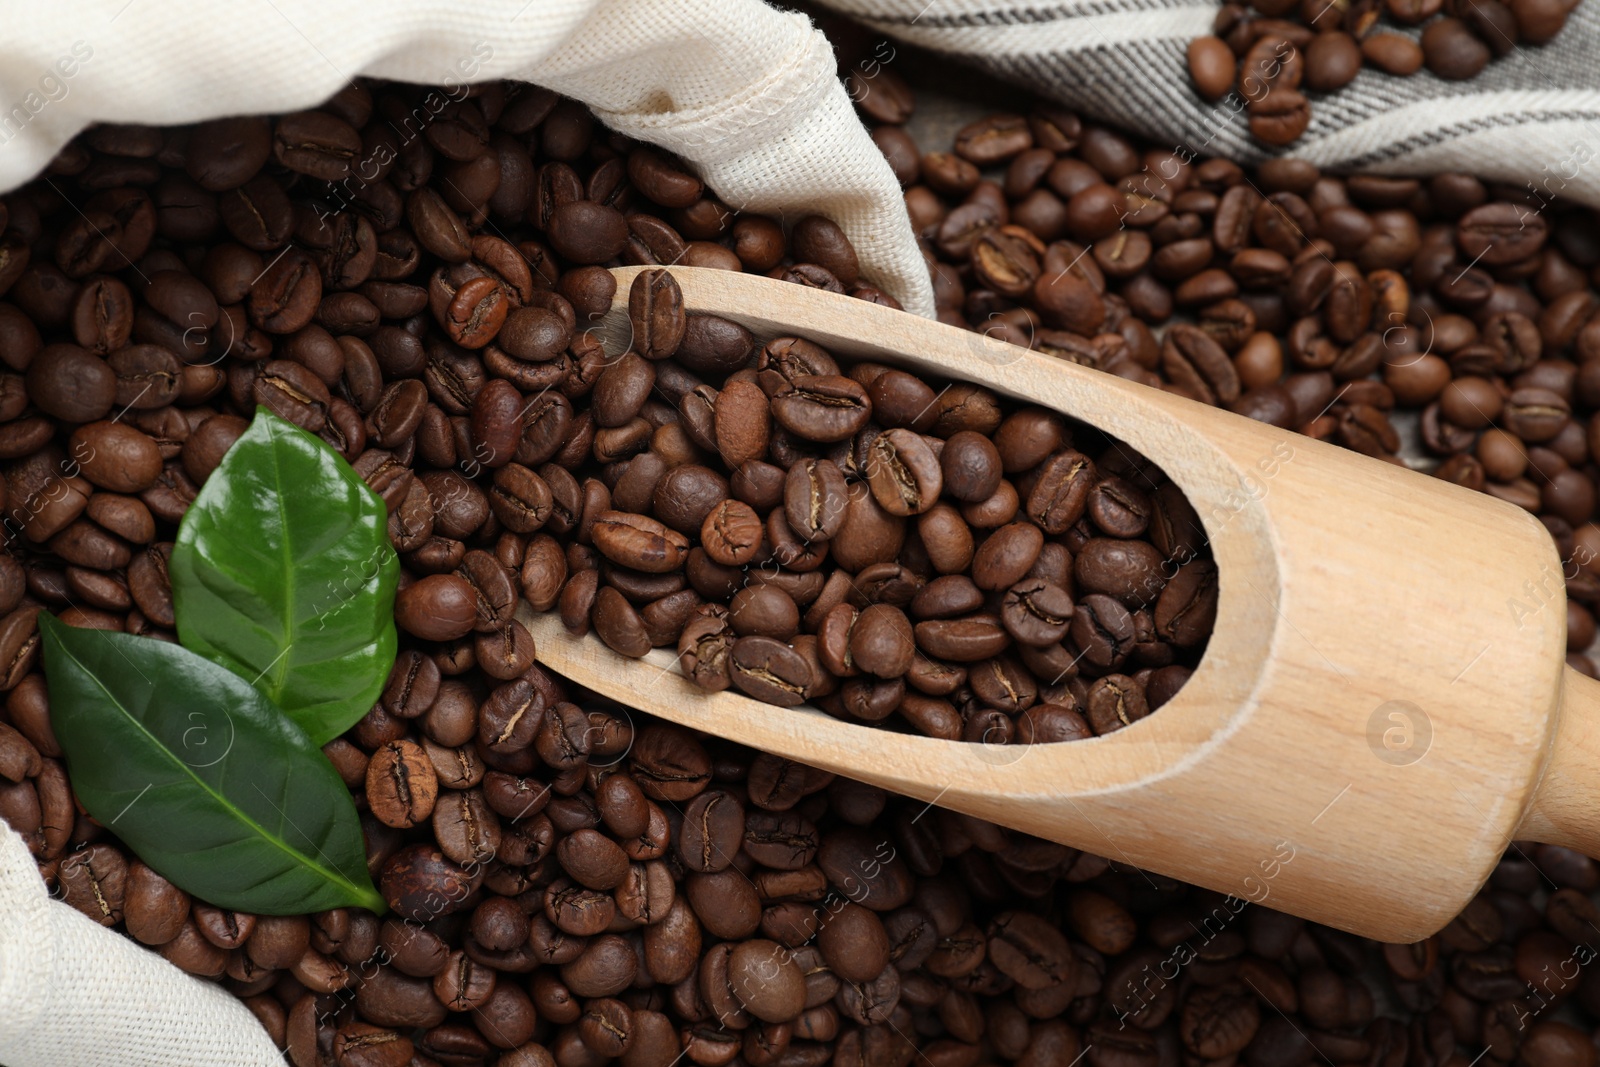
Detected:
left=3, top=0, right=1600, bottom=1063
left=0, top=0, right=934, bottom=315
left=0, top=824, right=285, bottom=1066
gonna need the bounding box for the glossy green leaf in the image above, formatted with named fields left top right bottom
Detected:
left=171, top=408, right=398, bottom=746
left=40, top=614, right=385, bottom=915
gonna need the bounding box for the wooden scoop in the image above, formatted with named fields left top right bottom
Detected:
left=518, top=265, right=1595, bottom=943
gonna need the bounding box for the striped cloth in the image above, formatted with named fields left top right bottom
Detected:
left=821, top=0, right=1600, bottom=207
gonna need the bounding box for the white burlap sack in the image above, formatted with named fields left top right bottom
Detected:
left=5, top=1, right=1600, bottom=1064
left=0, top=0, right=933, bottom=316
left=0, top=4, right=933, bottom=1059
left=0, top=824, right=286, bottom=1065
left=822, top=0, right=1600, bottom=209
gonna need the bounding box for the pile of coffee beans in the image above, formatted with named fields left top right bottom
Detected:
left=1184, top=0, right=1582, bottom=145
left=0, top=54, right=1599, bottom=1067
left=550, top=266, right=1216, bottom=742
left=861, top=77, right=1600, bottom=681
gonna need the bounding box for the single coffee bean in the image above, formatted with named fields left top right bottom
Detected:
left=254, top=358, right=331, bottom=432
left=1188, top=36, right=1237, bottom=100
left=1361, top=32, right=1424, bottom=74
left=865, top=428, right=943, bottom=516
left=729, top=636, right=812, bottom=706
left=124, top=859, right=190, bottom=946
left=729, top=939, right=808, bottom=1023
left=1247, top=91, right=1312, bottom=148
left=1026, top=450, right=1097, bottom=534
left=988, top=910, right=1075, bottom=989
left=27, top=345, right=115, bottom=422
left=395, top=574, right=478, bottom=641
left=273, top=111, right=362, bottom=181
left=433, top=788, right=501, bottom=867
left=1422, top=18, right=1490, bottom=79
left=558, top=827, right=630, bottom=890
left=1304, top=32, right=1361, bottom=92
left=366, top=739, right=440, bottom=829
left=58, top=844, right=128, bottom=926
left=678, top=789, right=745, bottom=873
left=1085, top=674, right=1153, bottom=735
left=591, top=511, right=690, bottom=574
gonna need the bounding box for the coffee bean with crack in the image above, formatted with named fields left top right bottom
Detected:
left=700, top=500, right=764, bottom=565
left=864, top=428, right=943, bottom=517
left=477, top=677, right=545, bottom=755
left=987, top=910, right=1077, bottom=990
left=252, top=359, right=331, bottom=432
left=678, top=609, right=736, bottom=692
left=729, top=636, right=812, bottom=706
left=769, top=374, right=872, bottom=442
left=629, top=268, right=687, bottom=359
left=1162, top=323, right=1240, bottom=405
left=590, top=511, right=690, bottom=574
left=1026, top=449, right=1097, bottom=534
left=531, top=700, right=593, bottom=771
left=432, top=788, right=500, bottom=867
left=678, top=789, right=745, bottom=873
left=1156, top=559, right=1220, bottom=648
left=1069, top=594, right=1137, bottom=670
left=366, top=739, right=440, bottom=829
left=1001, top=578, right=1075, bottom=646
left=784, top=458, right=849, bottom=541
left=1085, top=674, right=1153, bottom=735
left=58, top=843, right=129, bottom=926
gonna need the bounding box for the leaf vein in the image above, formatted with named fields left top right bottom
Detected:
left=56, top=638, right=369, bottom=902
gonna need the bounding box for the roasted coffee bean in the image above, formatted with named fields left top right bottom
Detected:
left=1002, top=578, right=1075, bottom=647
left=254, top=358, right=331, bottom=432
left=274, top=111, right=361, bottom=180
left=989, top=910, right=1075, bottom=989
left=865, top=428, right=943, bottom=516
left=1026, top=450, right=1096, bottom=534
left=729, top=636, right=812, bottom=706
left=727, top=939, right=808, bottom=1023
left=395, top=574, right=477, bottom=641
left=366, top=739, right=439, bottom=829
left=1163, top=324, right=1240, bottom=404
left=160, top=920, right=228, bottom=977
left=124, top=859, right=189, bottom=946
left=27, top=345, right=116, bottom=422
left=39, top=77, right=1582, bottom=1067
left=1070, top=594, right=1136, bottom=669
left=1188, top=36, right=1238, bottom=100
left=777, top=458, right=844, bottom=543
left=592, top=511, right=690, bottom=574
left=59, top=844, right=129, bottom=926
left=433, top=788, right=501, bottom=867
left=1085, top=674, right=1152, bottom=735
left=1157, top=560, right=1220, bottom=647
left=771, top=375, right=872, bottom=442
left=1422, top=18, right=1490, bottom=79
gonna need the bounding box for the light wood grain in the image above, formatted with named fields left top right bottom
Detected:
left=520, top=266, right=1581, bottom=942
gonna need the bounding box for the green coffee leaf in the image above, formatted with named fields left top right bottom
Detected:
left=171, top=407, right=397, bottom=745
left=40, top=614, right=385, bottom=915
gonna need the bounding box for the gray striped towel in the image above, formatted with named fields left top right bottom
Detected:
left=821, top=0, right=1600, bottom=207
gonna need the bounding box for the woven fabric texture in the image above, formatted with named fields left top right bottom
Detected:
left=822, top=0, right=1600, bottom=207
left=0, top=824, right=286, bottom=1066
left=0, top=0, right=934, bottom=315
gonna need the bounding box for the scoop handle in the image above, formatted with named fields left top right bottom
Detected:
left=1520, top=666, right=1600, bottom=857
